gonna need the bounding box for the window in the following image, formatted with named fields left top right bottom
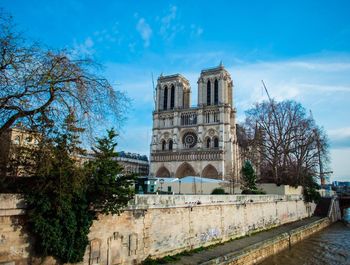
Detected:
left=206, top=138, right=211, bottom=148
left=170, top=85, right=175, bottom=109
left=205, top=112, right=210, bottom=123
left=207, top=80, right=211, bottom=105
left=162, top=140, right=166, bottom=151
left=180, top=113, right=197, bottom=125
left=214, top=79, right=219, bottom=104
left=163, top=86, right=168, bottom=110
left=169, top=139, right=173, bottom=150
left=214, top=137, right=219, bottom=148
left=182, top=132, right=198, bottom=148
left=213, top=112, right=219, bottom=122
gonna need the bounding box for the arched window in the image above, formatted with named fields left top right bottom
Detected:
left=213, top=137, right=219, bottom=148
left=163, top=86, right=168, bottom=110
left=207, top=80, right=211, bottom=105
left=206, top=138, right=211, bottom=148
left=214, top=79, right=219, bottom=104
left=169, top=139, right=173, bottom=150
left=170, top=85, right=175, bottom=109
left=162, top=140, right=166, bottom=151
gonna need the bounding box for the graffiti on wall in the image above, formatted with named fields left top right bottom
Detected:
left=200, top=228, right=220, bottom=242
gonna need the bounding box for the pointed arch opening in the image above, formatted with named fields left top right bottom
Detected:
left=170, top=85, right=175, bottom=109
left=169, top=139, right=173, bottom=150
left=162, top=140, right=166, bottom=151
left=206, top=137, right=211, bottom=148
left=202, top=164, right=219, bottom=179
left=207, top=80, right=211, bottom=105
left=214, top=79, right=219, bottom=104
left=213, top=137, right=219, bottom=148
left=176, top=162, right=196, bottom=179
left=156, top=166, right=171, bottom=178
left=163, top=86, right=168, bottom=110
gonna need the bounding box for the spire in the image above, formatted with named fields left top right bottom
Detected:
left=219, top=60, right=224, bottom=67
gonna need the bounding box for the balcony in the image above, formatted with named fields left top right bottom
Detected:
left=151, top=149, right=223, bottom=162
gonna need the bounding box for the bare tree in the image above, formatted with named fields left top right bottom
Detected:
left=243, top=100, right=329, bottom=186
left=0, top=12, right=128, bottom=137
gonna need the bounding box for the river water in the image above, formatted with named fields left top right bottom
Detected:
left=259, top=208, right=350, bottom=265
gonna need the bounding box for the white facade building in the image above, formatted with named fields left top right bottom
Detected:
left=150, top=64, right=241, bottom=181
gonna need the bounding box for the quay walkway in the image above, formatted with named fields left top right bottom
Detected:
left=172, top=216, right=325, bottom=265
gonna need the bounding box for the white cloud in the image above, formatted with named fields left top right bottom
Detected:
left=190, top=24, right=203, bottom=38
left=226, top=58, right=350, bottom=120
left=159, top=5, right=183, bottom=42
left=72, top=37, right=95, bottom=57
left=330, top=148, right=350, bottom=181
left=328, top=127, right=350, bottom=148
left=160, top=5, right=177, bottom=34
left=136, top=18, right=152, bottom=47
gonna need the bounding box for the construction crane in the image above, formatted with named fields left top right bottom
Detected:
left=151, top=72, right=156, bottom=111
left=310, top=110, right=333, bottom=185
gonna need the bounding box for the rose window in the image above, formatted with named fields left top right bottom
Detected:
left=182, top=132, right=198, bottom=148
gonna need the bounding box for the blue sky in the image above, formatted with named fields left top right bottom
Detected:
left=2, top=0, right=350, bottom=182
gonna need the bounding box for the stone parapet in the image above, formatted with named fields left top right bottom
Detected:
left=128, top=194, right=304, bottom=209
left=151, top=149, right=223, bottom=162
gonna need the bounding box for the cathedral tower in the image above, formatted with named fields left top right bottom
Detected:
left=150, top=65, right=241, bottom=183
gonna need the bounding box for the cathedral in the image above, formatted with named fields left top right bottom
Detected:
left=150, top=64, right=241, bottom=182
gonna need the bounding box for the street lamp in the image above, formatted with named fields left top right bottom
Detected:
left=179, top=180, right=181, bottom=195
left=159, top=179, right=164, bottom=194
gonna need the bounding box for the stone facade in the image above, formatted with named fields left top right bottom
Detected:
left=0, top=128, right=40, bottom=177
left=150, top=64, right=241, bottom=181
left=115, top=156, right=149, bottom=176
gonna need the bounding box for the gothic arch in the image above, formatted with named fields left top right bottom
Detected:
left=205, top=137, right=211, bottom=148
left=213, top=137, right=219, bottom=148
left=202, top=164, right=219, bottom=179
left=176, top=162, right=196, bottom=179
left=207, top=80, right=211, bottom=105
left=163, top=86, right=168, bottom=110
left=204, top=128, right=218, bottom=139
left=170, top=85, right=175, bottom=109
left=156, top=166, right=171, bottom=178
left=161, top=140, right=166, bottom=151
left=214, top=79, right=219, bottom=104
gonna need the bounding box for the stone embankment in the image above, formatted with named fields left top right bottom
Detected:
left=171, top=217, right=330, bottom=265
left=0, top=194, right=320, bottom=265
left=171, top=197, right=341, bottom=265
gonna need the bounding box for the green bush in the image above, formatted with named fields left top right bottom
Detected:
left=211, top=188, right=226, bottom=194
left=241, top=189, right=266, bottom=195
left=24, top=122, right=134, bottom=263
left=303, top=187, right=321, bottom=203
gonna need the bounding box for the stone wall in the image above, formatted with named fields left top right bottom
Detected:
left=0, top=194, right=30, bottom=265
left=201, top=217, right=331, bottom=265
left=0, top=194, right=316, bottom=265
left=257, top=183, right=303, bottom=195
left=85, top=194, right=315, bottom=265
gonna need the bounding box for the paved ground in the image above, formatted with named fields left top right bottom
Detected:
left=172, top=216, right=322, bottom=265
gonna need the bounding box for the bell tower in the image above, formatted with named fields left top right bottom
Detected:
left=155, top=74, right=191, bottom=111
left=197, top=63, right=233, bottom=107
left=150, top=65, right=240, bottom=183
